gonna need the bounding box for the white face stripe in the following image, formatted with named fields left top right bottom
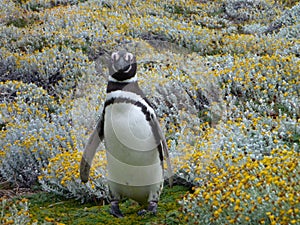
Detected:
left=124, top=52, right=133, bottom=62
left=106, top=90, right=155, bottom=115
left=111, top=52, right=133, bottom=62
left=124, top=65, right=132, bottom=73
left=111, top=52, right=119, bottom=73
left=111, top=64, right=118, bottom=73
left=111, top=52, right=120, bottom=61
left=108, top=75, right=137, bottom=83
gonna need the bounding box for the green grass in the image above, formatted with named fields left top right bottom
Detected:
left=26, top=185, right=189, bottom=225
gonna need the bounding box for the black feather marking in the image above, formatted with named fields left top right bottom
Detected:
left=104, top=97, right=152, bottom=122
left=97, top=110, right=105, bottom=139
left=107, top=81, right=145, bottom=97
left=157, top=143, right=164, bottom=162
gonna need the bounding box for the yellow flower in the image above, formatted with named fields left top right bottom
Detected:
left=194, top=188, right=200, bottom=195
left=45, top=217, right=55, bottom=222
left=213, top=208, right=222, bottom=217
left=259, top=219, right=265, bottom=224
left=234, top=205, right=240, bottom=212
left=21, top=198, right=28, bottom=203
left=229, top=218, right=236, bottom=224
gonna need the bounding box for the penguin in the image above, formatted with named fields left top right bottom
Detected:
left=80, top=50, right=172, bottom=218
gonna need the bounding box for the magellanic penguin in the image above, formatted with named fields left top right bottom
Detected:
left=80, top=50, right=173, bottom=218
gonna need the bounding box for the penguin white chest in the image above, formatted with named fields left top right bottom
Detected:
left=104, top=102, right=163, bottom=188
left=106, top=103, right=156, bottom=151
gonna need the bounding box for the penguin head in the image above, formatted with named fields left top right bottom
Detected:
left=108, top=50, right=137, bottom=82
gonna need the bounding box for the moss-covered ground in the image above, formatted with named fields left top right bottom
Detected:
left=26, top=185, right=189, bottom=225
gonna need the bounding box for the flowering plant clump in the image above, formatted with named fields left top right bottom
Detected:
left=0, top=46, right=91, bottom=97
left=0, top=81, right=77, bottom=187
left=218, top=54, right=299, bottom=118
left=177, top=45, right=299, bottom=224
left=0, top=198, right=32, bottom=225
left=0, top=80, right=59, bottom=118
left=180, top=149, right=300, bottom=225
left=267, top=3, right=300, bottom=34
left=39, top=150, right=109, bottom=202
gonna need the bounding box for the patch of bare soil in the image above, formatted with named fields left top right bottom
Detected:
left=0, top=178, right=40, bottom=199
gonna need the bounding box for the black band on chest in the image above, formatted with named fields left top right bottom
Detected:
left=107, top=82, right=145, bottom=97
left=104, top=97, right=152, bottom=122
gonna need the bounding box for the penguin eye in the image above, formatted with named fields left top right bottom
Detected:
left=125, top=53, right=134, bottom=62
left=111, top=52, right=119, bottom=61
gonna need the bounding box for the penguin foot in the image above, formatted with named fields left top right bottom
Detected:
left=147, top=201, right=158, bottom=215
left=137, top=209, right=147, bottom=216
left=110, top=201, right=124, bottom=218
left=137, top=201, right=158, bottom=216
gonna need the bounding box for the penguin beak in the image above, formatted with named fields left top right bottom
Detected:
left=118, top=57, right=129, bottom=70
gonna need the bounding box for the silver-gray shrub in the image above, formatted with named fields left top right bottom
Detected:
left=0, top=81, right=75, bottom=187
left=223, top=0, right=278, bottom=23
left=0, top=46, right=89, bottom=97
left=0, top=198, right=31, bottom=225
left=266, top=2, right=300, bottom=33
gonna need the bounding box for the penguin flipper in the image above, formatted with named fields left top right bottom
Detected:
left=150, top=115, right=173, bottom=188
left=80, top=114, right=104, bottom=183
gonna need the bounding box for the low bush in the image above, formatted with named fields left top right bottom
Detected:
left=39, top=150, right=109, bottom=202
left=180, top=149, right=300, bottom=225
left=0, top=81, right=76, bottom=187
left=0, top=198, right=31, bottom=225
left=0, top=46, right=90, bottom=97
